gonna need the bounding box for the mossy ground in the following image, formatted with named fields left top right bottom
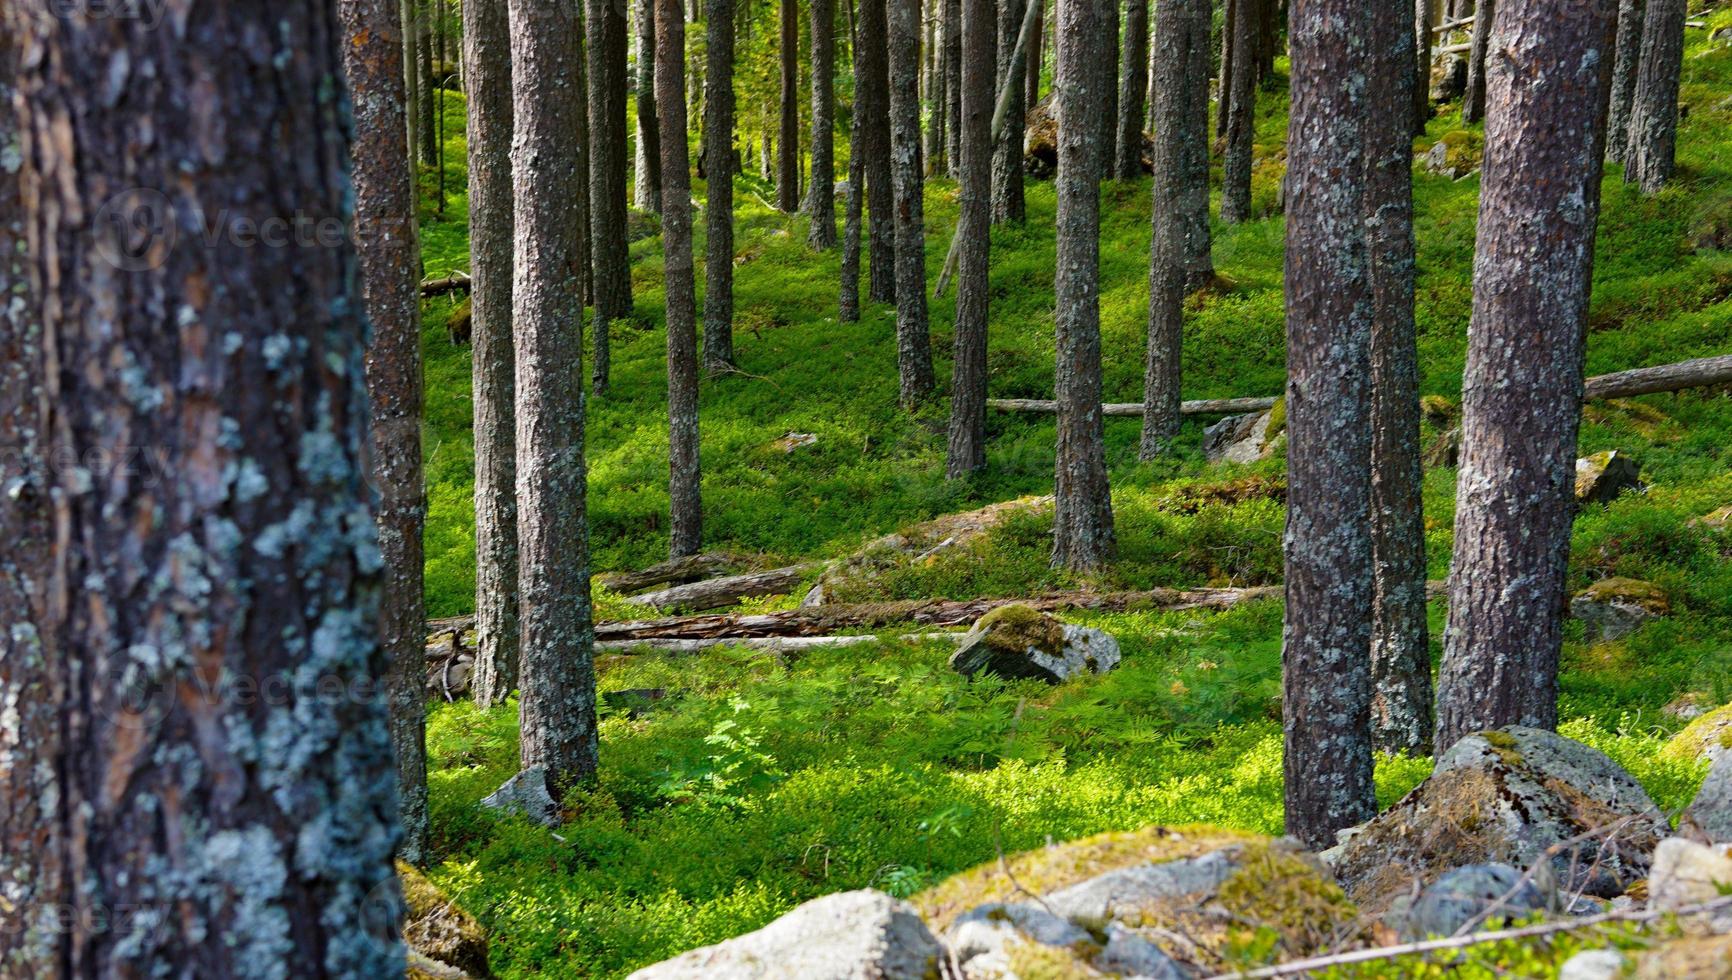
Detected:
left=413, top=19, right=1732, bottom=979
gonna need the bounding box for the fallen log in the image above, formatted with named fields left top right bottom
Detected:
left=597, top=632, right=963, bottom=654
left=596, top=551, right=753, bottom=595
left=420, top=270, right=472, bottom=297
left=622, top=563, right=825, bottom=613
left=987, top=396, right=1279, bottom=417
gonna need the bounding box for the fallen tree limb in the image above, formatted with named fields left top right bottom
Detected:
left=622, top=563, right=825, bottom=613
left=420, top=270, right=471, bottom=297
left=596, top=551, right=753, bottom=595
left=988, top=396, right=1279, bottom=417
left=597, top=632, right=963, bottom=654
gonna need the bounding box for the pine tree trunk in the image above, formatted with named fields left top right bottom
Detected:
left=419, top=0, right=439, bottom=165
left=841, top=89, right=868, bottom=320
left=1437, top=0, right=1616, bottom=753
left=1365, top=0, right=1432, bottom=755
left=1026, top=0, right=1045, bottom=106
left=1414, top=0, right=1436, bottom=134
left=705, top=0, right=740, bottom=368
left=1606, top=0, right=1646, bottom=166
left=1113, top=0, right=1150, bottom=179
left=403, top=0, right=422, bottom=165
left=463, top=0, right=522, bottom=708
left=591, top=0, right=634, bottom=366
left=1462, top=0, right=1493, bottom=123
left=1052, top=0, right=1118, bottom=569
left=889, top=0, right=938, bottom=404
left=660, top=0, right=706, bottom=558
left=341, top=0, right=431, bottom=865
left=1220, top=0, right=1258, bottom=222
left=574, top=9, right=594, bottom=306
left=1623, top=0, right=1683, bottom=192
left=9, top=2, right=404, bottom=969
left=1282, top=0, right=1377, bottom=850
left=809, top=0, right=840, bottom=246
left=944, top=0, right=963, bottom=176
left=1103, top=0, right=1120, bottom=152
left=779, top=0, right=803, bottom=210
left=992, top=0, right=1030, bottom=222
left=637, top=0, right=666, bottom=212
left=507, top=0, right=598, bottom=800
left=0, top=31, right=61, bottom=973
left=945, top=0, right=995, bottom=478
left=860, top=0, right=899, bottom=302
left=1217, top=0, right=1234, bottom=137
left=1141, top=0, right=1212, bottom=459
left=926, top=7, right=948, bottom=172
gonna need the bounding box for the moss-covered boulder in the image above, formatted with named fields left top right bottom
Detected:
left=804, top=495, right=1053, bottom=605
left=400, top=862, right=491, bottom=979
left=1648, top=837, right=1732, bottom=935
left=1682, top=755, right=1732, bottom=845
left=1330, top=727, right=1669, bottom=910
left=1570, top=577, right=1670, bottom=641
left=1575, top=451, right=1644, bottom=505
left=948, top=605, right=1121, bottom=684
left=1665, top=703, right=1732, bottom=770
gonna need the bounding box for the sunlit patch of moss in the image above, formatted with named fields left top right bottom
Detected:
left=1214, top=842, right=1360, bottom=965
left=1663, top=702, right=1732, bottom=762
left=975, top=604, right=1066, bottom=655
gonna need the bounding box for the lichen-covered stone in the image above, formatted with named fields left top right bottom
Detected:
left=1647, top=838, right=1732, bottom=934
left=1575, top=451, right=1644, bottom=505
left=1681, top=754, right=1732, bottom=845
left=624, top=889, right=942, bottom=980
left=1631, top=934, right=1732, bottom=979
left=1398, top=863, right=1553, bottom=939
left=400, top=862, right=491, bottom=978
left=1559, top=948, right=1630, bottom=980
left=1663, top=703, right=1732, bottom=768
left=949, top=607, right=1121, bottom=683
left=1203, top=409, right=1277, bottom=465
left=479, top=766, right=561, bottom=828
left=1332, top=727, right=1669, bottom=909
left=1571, top=578, right=1670, bottom=641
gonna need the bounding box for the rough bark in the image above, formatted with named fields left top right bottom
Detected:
left=419, top=0, right=439, bottom=165
left=1607, top=0, right=1647, bottom=166
left=945, top=0, right=996, bottom=478
left=597, top=551, right=750, bottom=592
left=403, top=0, right=422, bottom=165
left=1026, top=0, right=1045, bottom=106
left=463, top=0, right=521, bottom=708
left=591, top=0, right=634, bottom=375
left=889, top=0, right=938, bottom=405
left=705, top=0, right=740, bottom=369
left=340, top=0, right=431, bottom=865
left=1437, top=0, right=1616, bottom=753
left=944, top=0, right=963, bottom=175
left=1217, top=0, right=1234, bottom=137
left=992, top=0, right=1031, bottom=223
left=926, top=7, right=949, bottom=173
left=1462, top=0, right=1493, bottom=123
left=1282, top=0, right=1378, bottom=850
left=1051, top=0, right=1118, bottom=570
left=779, top=0, right=803, bottom=211
left=636, top=0, right=665, bottom=212
left=1220, top=0, right=1258, bottom=222
left=1365, top=0, right=1432, bottom=755
left=861, top=0, right=899, bottom=302
left=1140, top=0, right=1214, bottom=459
left=809, top=0, right=840, bottom=246
left=1623, top=0, right=1684, bottom=193
left=841, top=93, right=867, bottom=321
left=623, top=563, right=824, bottom=611
left=1415, top=0, right=1437, bottom=133
left=1103, top=0, right=1121, bottom=153
left=1114, top=0, right=1150, bottom=179
left=9, top=2, right=404, bottom=970
left=509, top=0, right=598, bottom=800
left=660, top=0, right=705, bottom=558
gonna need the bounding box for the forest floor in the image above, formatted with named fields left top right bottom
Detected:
left=414, top=23, right=1732, bottom=979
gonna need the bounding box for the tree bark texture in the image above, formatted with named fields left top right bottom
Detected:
left=1415, top=0, right=1437, bottom=133
left=1026, top=0, right=1045, bottom=107
left=926, top=7, right=949, bottom=173
left=889, top=0, right=938, bottom=405
left=841, top=93, right=867, bottom=321
left=1140, top=0, right=1213, bottom=459
left=340, top=0, right=431, bottom=865
left=1606, top=0, right=1646, bottom=166
left=1051, top=0, right=1118, bottom=570
left=1437, top=0, right=1616, bottom=753
left=1365, top=0, right=1432, bottom=755
left=635, top=0, right=666, bottom=213
left=1114, top=0, right=1150, bottom=179
left=591, top=0, right=634, bottom=344
left=8, top=2, right=405, bottom=970
left=945, top=0, right=996, bottom=478
left=1102, top=0, right=1120, bottom=153
left=660, top=0, right=706, bottom=558
left=705, top=0, right=740, bottom=368
left=1281, top=0, right=1378, bottom=850
left=463, top=0, right=521, bottom=708
left=1217, top=0, right=1234, bottom=137
left=809, top=0, right=840, bottom=246
left=1623, top=0, right=1683, bottom=192
left=508, top=0, right=599, bottom=800
left=992, top=0, right=1031, bottom=223
left=860, top=0, right=899, bottom=302
left=1462, top=0, right=1493, bottom=123
left=418, top=0, right=439, bottom=165
left=944, top=0, right=963, bottom=176
left=1220, top=0, right=1258, bottom=222
left=403, top=0, right=422, bottom=165
left=779, top=0, right=803, bottom=211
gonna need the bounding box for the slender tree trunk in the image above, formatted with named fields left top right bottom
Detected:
left=992, top=0, right=1031, bottom=222
left=1414, top=0, right=1436, bottom=134
left=1217, top=0, right=1234, bottom=137
left=945, top=0, right=995, bottom=478
left=705, top=0, right=740, bottom=368
left=890, top=0, right=938, bottom=404
left=404, top=0, right=422, bottom=165
left=637, top=0, right=665, bottom=212
left=660, top=0, right=705, bottom=557
left=574, top=7, right=594, bottom=306
left=592, top=0, right=634, bottom=382
left=1220, top=0, right=1257, bottom=222
left=0, top=31, right=61, bottom=973
left=9, top=2, right=405, bottom=969
left=1026, top=0, right=1045, bottom=106
left=419, top=0, right=439, bottom=165
left=926, top=7, right=948, bottom=171
left=944, top=0, right=963, bottom=175
left=1141, top=0, right=1212, bottom=459
left=507, top=0, right=598, bottom=801
left=809, top=0, right=840, bottom=245
left=341, top=0, right=431, bottom=866
left=1623, top=0, right=1684, bottom=192
left=841, top=92, right=867, bottom=320
left=861, top=0, right=899, bottom=301
left=1436, top=0, right=1616, bottom=753
left=1282, top=0, right=1377, bottom=851
left=779, top=0, right=803, bottom=210
left=1114, top=0, right=1150, bottom=179
left=1607, top=0, right=1646, bottom=166
left=464, top=0, right=521, bottom=707
left=1103, top=0, right=1120, bottom=150
left=1052, top=0, right=1117, bottom=569
left=1365, top=0, right=1432, bottom=755
left=1462, top=0, right=1493, bottom=123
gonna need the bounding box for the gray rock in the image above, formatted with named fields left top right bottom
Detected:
left=626, top=890, right=942, bottom=980
left=1400, top=863, right=1552, bottom=939
left=1043, top=848, right=1241, bottom=922
left=1570, top=579, right=1669, bottom=642
left=480, top=766, right=560, bottom=828
left=949, top=607, right=1121, bottom=684
left=945, top=902, right=1091, bottom=966
left=1648, top=837, right=1732, bottom=934
left=1095, top=925, right=1188, bottom=980
left=1558, top=948, right=1632, bottom=980
left=1575, top=451, right=1643, bottom=505
left=1204, top=410, right=1275, bottom=465
left=1432, top=55, right=1468, bottom=103
left=1682, top=755, right=1732, bottom=845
